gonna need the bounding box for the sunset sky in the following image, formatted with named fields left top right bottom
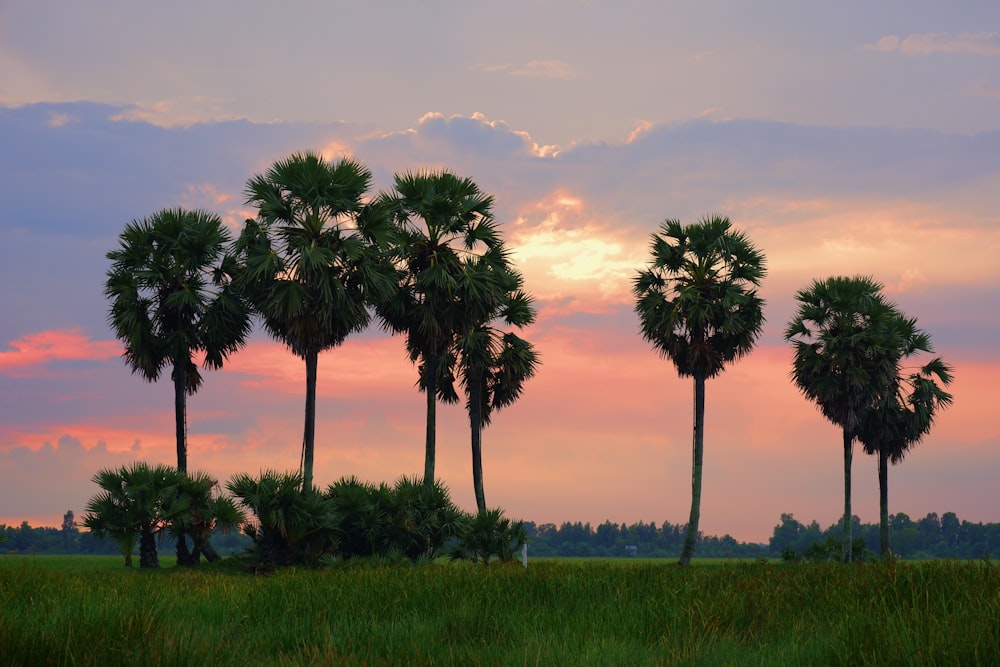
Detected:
left=1, top=1, right=998, bottom=543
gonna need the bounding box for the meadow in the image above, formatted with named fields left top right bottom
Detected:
left=1, top=555, right=998, bottom=666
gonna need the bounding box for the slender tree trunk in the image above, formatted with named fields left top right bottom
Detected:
left=679, top=371, right=706, bottom=566
left=302, top=347, right=318, bottom=493
left=173, top=358, right=187, bottom=473
left=424, top=353, right=438, bottom=487
left=172, top=358, right=193, bottom=565
left=842, top=428, right=854, bottom=563
left=470, top=372, right=486, bottom=513
left=139, top=529, right=159, bottom=569
left=879, top=446, right=890, bottom=557
left=202, top=538, right=221, bottom=563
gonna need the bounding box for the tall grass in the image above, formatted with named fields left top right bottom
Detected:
left=1, top=556, right=997, bottom=665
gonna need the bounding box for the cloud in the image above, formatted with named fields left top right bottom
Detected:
left=479, top=60, right=574, bottom=79
left=408, top=112, right=560, bottom=159
left=0, top=329, right=120, bottom=377
left=108, top=97, right=250, bottom=128
left=508, top=190, right=646, bottom=307
left=868, top=32, right=1000, bottom=55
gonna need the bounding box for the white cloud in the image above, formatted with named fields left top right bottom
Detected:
left=479, top=60, right=574, bottom=79
left=868, top=32, right=1000, bottom=55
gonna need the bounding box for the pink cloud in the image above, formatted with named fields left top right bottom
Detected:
left=0, top=329, right=120, bottom=378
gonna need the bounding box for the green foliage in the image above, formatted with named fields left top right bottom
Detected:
left=796, top=536, right=873, bottom=563
left=450, top=508, right=527, bottom=565
left=325, top=475, right=462, bottom=563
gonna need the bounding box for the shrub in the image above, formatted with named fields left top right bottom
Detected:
left=450, top=508, right=526, bottom=565
left=227, top=470, right=337, bottom=566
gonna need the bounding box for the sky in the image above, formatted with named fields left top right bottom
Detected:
left=1, top=1, right=998, bottom=543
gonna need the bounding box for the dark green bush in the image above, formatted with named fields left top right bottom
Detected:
left=450, top=508, right=526, bottom=565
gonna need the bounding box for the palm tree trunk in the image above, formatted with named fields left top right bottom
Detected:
left=173, top=358, right=187, bottom=473
left=424, top=353, right=438, bottom=487
left=679, top=371, right=706, bottom=566
left=470, top=372, right=486, bottom=513
left=302, top=347, right=318, bottom=493
left=842, top=428, right=853, bottom=563
left=139, top=529, right=159, bottom=568
left=172, top=358, right=193, bottom=565
left=879, top=446, right=890, bottom=557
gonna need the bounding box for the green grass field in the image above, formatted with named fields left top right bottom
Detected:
left=1, top=555, right=998, bottom=666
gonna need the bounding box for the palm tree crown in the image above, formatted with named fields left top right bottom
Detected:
left=633, top=216, right=767, bottom=378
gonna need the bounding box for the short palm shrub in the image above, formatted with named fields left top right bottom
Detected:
left=326, top=475, right=463, bottom=563
left=82, top=462, right=188, bottom=568
left=167, top=470, right=245, bottom=565
left=227, top=470, right=337, bottom=566
left=449, top=508, right=526, bottom=565
left=799, top=536, right=872, bottom=563
left=388, top=476, right=463, bottom=562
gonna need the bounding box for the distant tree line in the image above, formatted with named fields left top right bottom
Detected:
left=521, top=511, right=999, bottom=560
left=5, top=510, right=998, bottom=560
left=0, top=510, right=250, bottom=557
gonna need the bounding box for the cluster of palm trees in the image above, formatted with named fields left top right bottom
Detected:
left=634, top=216, right=953, bottom=564
left=104, top=152, right=539, bottom=561
left=106, top=157, right=953, bottom=567
left=82, top=462, right=242, bottom=568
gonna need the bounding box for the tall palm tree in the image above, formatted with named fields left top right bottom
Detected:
left=106, top=208, right=250, bottom=565
left=378, top=171, right=509, bottom=486
left=785, top=276, right=903, bottom=562
left=633, top=216, right=766, bottom=566
left=857, top=314, right=954, bottom=556
left=235, top=152, right=396, bottom=493
left=455, top=264, right=539, bottom=512
left=105, top=208, right=251, bottom=474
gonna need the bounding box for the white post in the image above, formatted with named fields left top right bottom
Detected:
left=521, top=541, right=528, bottom=568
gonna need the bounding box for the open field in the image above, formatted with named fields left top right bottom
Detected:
left=1, top=555, right=998, bottom=666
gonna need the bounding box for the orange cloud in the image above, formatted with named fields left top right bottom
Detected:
left=508, top=190, right=646, bottom=307
left=727, top=195, right=1000, bottom=293
left=225, top=336, right=414, bottom=399
left=0, top=329, right=120, bottom=377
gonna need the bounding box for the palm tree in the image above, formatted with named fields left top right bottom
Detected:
left=82, top=462, right=187, bottom=568
left=105, top=208, right=251, bottom=474
left=455, top=265, right=539, bottom=512
left=378, top=171, right=509, bottom=486
left=106, top=208, right=250, bottom=565
left=857, top=314, right=954, bottom=556
left=235, top=152, right=396, bottom=493
left=785, top=276, right=903, bottom=562
left=633, top=216, right=766, bottom=566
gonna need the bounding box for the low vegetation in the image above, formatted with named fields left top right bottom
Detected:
left=1, top=556, right=997, bottom=665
